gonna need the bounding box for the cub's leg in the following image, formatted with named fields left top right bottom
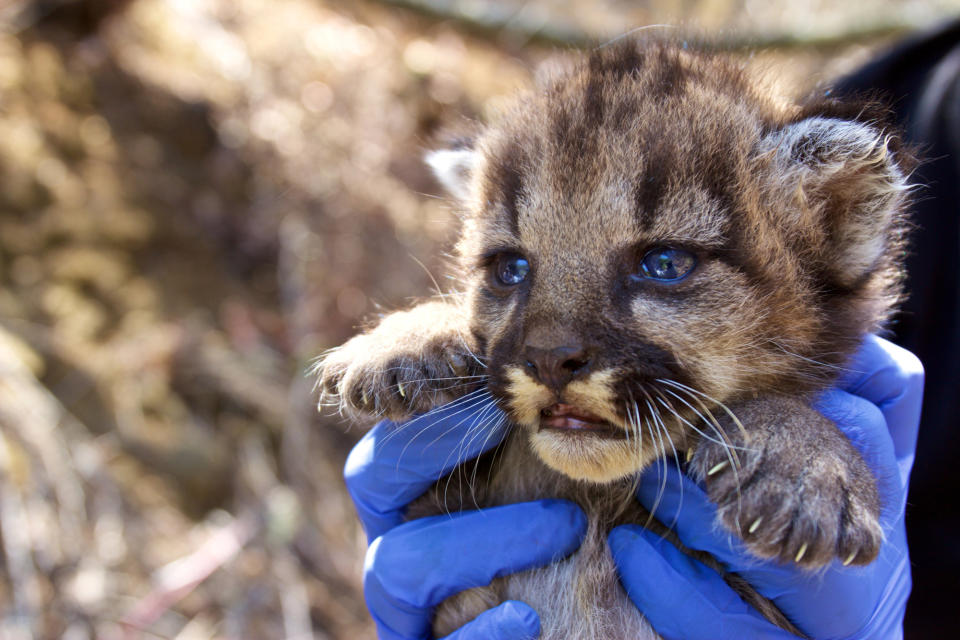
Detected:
left=315, top=301, right=484, bottom=420
left=690, top=395, right=882, bottom=568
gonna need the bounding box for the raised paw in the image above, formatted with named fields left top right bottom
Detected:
left=688, top=396, right=883, bottom=569
left=315, top=302, right=484, bottom=421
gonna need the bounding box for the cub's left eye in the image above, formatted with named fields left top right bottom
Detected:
left=493, top=253, right=531, bottom=286
left=637, top=247, right=696, bottom=281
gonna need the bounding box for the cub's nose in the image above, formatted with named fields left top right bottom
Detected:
left=524, top=345, right=593, bottom=391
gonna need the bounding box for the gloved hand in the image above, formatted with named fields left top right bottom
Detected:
left=609, top=334, right=923, bottom=639
left=345, top=336, right=923, bottom=639
left=344, top=391, right=587, bottom=640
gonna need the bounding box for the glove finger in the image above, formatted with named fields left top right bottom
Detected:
left=345, top=393, right=508, bottom=539
left=814, top=388, right=903, bottom=525
left=635, top=462, right=898, bottom=638
left=365, top=500, right=586, bottom=639
left=838, top=334, right=923, bottom=487
left=608, top=525, right=796, bottom=640
left=439, top=601, right=541, bottom=640
left=636, top=463, right=742, bottom=568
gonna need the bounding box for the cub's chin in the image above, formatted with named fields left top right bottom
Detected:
left=529, top=418, right=658, bottom=483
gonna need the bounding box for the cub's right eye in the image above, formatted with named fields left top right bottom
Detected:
left=492, top=253, right=531, bottom=286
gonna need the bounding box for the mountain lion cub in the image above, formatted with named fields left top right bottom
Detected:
left=316, top=37, right=912, bottom=639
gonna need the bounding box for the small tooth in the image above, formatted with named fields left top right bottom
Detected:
left=707, top=461, right=728, bottom=476
left=843, top=551, right=857, bottom=566
left=361, top=390, right=368, bottom=406
left=397, top=383, right=406, bottom=398
left=686, top=448, right=694, bottom=462
left=795, top=543, right=808, bottom=563
left=748, top=517, right=762, bottom=534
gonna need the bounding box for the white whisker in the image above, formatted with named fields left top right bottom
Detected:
left=442, top=398, right=503, bottom=512
left=638, top=388, right=668, bottom=526
left=657, top=379, right=749, bottom=441
left=647, top=390, right=685, bottom=532
left=655, top=380, right=746, bottom=529
left=656, top=391, right=751, bottom=454
left=387, top=388, right=494, bottom=460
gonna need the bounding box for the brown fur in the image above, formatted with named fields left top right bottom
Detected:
left=316, top=37, right=912, bottom=639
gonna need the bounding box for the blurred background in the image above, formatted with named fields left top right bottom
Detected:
left=0, top=1, right=958, bottom=638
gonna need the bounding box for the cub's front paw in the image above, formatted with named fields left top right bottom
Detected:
left=690, top=398, right=882, bottom=568
left=315, top=303, right=484, bottom=421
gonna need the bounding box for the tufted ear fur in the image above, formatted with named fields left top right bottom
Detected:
left=760, top=116, right=910, bottom=287
left=426, top=147, right=478, bottom=202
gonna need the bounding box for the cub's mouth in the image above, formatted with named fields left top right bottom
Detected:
left=500, top=365, right=660, bottom=481
left=539, top=403, right=627, bottom=440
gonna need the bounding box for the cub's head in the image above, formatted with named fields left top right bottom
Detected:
left=428, top=39, right=912, bottom=483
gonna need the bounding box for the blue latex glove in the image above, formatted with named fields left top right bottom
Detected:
left=609, top=334, right=923, bottom=639
left=344, top=391, right=587, bottom=639
left=345, top=336, right=922, bottom=639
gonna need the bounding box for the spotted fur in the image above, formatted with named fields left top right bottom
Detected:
left=316, top=36, right=913, bottom=639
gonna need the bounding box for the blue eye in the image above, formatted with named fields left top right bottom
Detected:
left=638, top=247, right=696, bottom=281
left=494, top=254, right=530, bottom=286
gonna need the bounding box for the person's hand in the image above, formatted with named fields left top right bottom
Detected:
left=608, top=335, right=923, bottom=639
left=344, top=334, right=922, bottom=639
left=344, top=392, right=587, bottom=639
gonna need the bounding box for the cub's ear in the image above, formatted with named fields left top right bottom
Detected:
left=761, top=116, right=911, bottom=286
left=425, top=146, right=478, bottom=202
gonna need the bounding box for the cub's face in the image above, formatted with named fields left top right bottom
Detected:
left=429, top=41, right=909, bottom=482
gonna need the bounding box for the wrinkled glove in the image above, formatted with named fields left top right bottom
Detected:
left=344, top=393, right=586, bottom=640
left=609, top=335, right=923, bottom=639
